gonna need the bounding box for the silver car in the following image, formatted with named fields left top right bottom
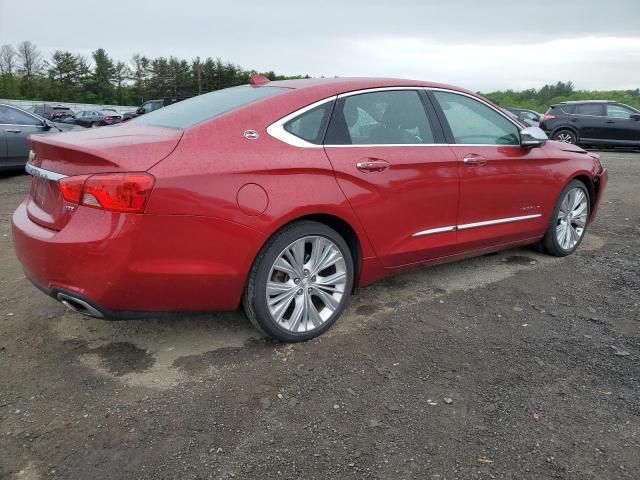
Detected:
left=0, top=104, right=75, bottom=171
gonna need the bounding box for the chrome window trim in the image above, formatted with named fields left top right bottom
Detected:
left=266, top=96, right=336, bottom=148
left=267, top=85, right=524, bottom=148
left=25, top=163, right=67, bottom=181
left=411, top=214, right=542, bottom=237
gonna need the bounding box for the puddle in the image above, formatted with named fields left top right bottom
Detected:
left=91, top=342, right=155, bottom=376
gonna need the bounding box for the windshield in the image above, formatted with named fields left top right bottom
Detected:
left=131, top=85, right=289, bottom=129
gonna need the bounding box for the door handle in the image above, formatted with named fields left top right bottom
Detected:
left=5, top=129, right=22, bottom=133
left=356, top=159, right=389, bottom=172
left=606, top=120, right=615, bottom=123
left=463, top=155, right=487, bottom=166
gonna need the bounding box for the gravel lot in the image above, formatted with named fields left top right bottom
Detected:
left=1, top=151, right=638, bottom=480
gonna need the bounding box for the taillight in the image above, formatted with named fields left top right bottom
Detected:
left=59, top=175, right=89, bottom=204
left=542, top=114, right=556, bottom=121
left=59, top=172, right=155, bottom=213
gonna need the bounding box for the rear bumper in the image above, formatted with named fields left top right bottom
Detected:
left=12, top=201, right=266, bottom=316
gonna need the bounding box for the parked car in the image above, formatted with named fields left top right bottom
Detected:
left=121, top=97, right=186, bottom=121
left=12, top=77, right=608, bottom=342
left=506, top=108, right=542, bottom=127
left=30, top=104, right=75, bottom=122
left=540, top=100, right=640, bottom=147
left=0, top=103, right=70, bottom=171
left=63, top=110, right=122, bottom=128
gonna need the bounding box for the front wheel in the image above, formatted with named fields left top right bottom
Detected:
left=542, top=180, right=590, bottom=257
left=243, top=221, right=354, bottom=342
left=553, top=129, right=577, bottom=144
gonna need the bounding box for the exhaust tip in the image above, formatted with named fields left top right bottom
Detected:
left=57, top=293, right=104, bottom=318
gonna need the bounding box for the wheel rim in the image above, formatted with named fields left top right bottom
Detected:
left=556, top=187, right=588, bottom=250
left=266, top=235, right=347, bottom=333
left=556, top=132, right=574, bottom=143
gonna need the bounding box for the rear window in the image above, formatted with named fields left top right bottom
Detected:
left=132, top=85, right=288, bottom=129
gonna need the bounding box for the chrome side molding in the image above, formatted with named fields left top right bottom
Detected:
left=412, top=214, right=542, bottom=237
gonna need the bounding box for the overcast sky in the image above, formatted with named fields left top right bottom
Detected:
left=1, top=0, right=639, bottom=91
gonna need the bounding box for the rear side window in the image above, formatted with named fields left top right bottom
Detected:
left=432, top=91, right=519, bottom=145
left=575, top=104, right=604, bottom=116
left=133, top=86, right=288, bottom=129
left=325, top=90, right=434, bottom=145
left=284, top=102, right=333, bottom=144
left=555, top=105, right=575, bottom=115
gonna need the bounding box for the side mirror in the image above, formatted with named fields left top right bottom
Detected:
left=520, top=126, right=548, bottom=148
left=631, top=113, right=640, bottom=121
left=136, top=107, right=144, bottom=114
left=41, top=120, right=52, bottom=131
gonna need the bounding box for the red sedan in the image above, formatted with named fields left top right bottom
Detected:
left=12, top=77, right=608, bottom=342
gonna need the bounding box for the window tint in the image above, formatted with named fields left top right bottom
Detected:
left=284, top=102, right=332, bottom=144
left=0, top=106, right=41, bottom=125
left=558, top=104, right=575, bottom=114
left=606, top=104, right=635, bottom=119
left=325, top=90, right=434, bottom=145
left=575, top=104, right=604, bottom=116
left=432, top=91, right=519, bottom=145
left=133, top=86, right=288, bottom=129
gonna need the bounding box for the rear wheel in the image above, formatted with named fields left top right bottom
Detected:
left=553, top=129, right=577, bottom=144
left=243, top=221, right=354, bottom=342
left=542, top=180, right=590, bottom=256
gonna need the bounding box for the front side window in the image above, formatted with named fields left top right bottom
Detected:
left=283, top=101, right=333, bottom=144
left=432, top=91, right=519, bottom=145
left=325, top=90, right=434, bottom=145
left=575, top=104, right=604, bottom=116
left=0, top=106, right=41, bottom=125
left=606, top=104, right=636, bottom=119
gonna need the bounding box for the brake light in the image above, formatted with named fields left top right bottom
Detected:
left=59, top=172, right=155, bottom=213
left=59, top=175, right=89, bottom=203
left=542, top=114, right=556, bottom=121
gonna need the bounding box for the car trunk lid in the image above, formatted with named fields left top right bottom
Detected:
left=26, top=124, right=182, bottom=231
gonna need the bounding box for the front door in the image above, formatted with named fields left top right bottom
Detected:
left=429, top=90, right=550, bottom=252
left=604, top=104, right=640, bottom=145
left=323, top=89, right=460, bottom=267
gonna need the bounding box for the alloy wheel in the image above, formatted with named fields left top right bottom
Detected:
left=555, top=131, right=575, bottom=143
left=266, top=235, right=347, bottom=333
left=556, top=187, right=588, bottom=250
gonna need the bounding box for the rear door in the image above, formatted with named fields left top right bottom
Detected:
left=323, top=88, right=460, bottom=267
left=604, top=104, right=640, bottom=145
left=429, top=90, right=550, bottom=251
left=571, top=103, right=607, bottom=142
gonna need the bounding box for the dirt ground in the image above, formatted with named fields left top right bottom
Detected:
left=0, top=151, right=638, bottom=480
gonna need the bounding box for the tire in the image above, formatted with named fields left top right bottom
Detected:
left=542, top=180, right=590, bottom=257
left=243, top=221, right=354, bottom=342
left=90, top=122, right=97, bottom=129
left=553, top=129, right=577, bottom=144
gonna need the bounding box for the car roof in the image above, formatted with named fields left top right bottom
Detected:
left=266, top=77, right=475, bottom=98
left=558, top=100, right=616, bottom=104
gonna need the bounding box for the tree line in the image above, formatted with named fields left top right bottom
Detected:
left=483, top=81, right=640, bottom=113
left=0, top=41, right=308, bottom=106
left=1, top=41, right=638, bottom=111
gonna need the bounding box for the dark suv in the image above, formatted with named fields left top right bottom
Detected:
left=121, top=97, right=186, bottom=121
left=540, top=100, right=640, bottom=147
